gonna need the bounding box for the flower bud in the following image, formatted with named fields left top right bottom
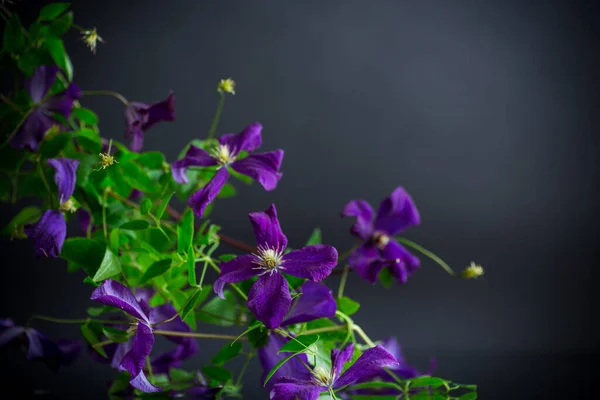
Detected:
left=461, top=262, right=484, bottom=279
left=217, top=78, right=236, bottom=95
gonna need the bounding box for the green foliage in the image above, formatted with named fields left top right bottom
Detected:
left=211, top=342, right=243, bottom=365
left=336, top=296, right=360, bottom=316
left=93, top=248, right=122, bottom=282
left=305, top=227, right=322, bottom=245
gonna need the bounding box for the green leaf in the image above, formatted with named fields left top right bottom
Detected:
left=211, top=342, right=243, bottom=366
left=155, top=192, right=175, bottom=220
left=48, top=11, right=73, bottom=36
left=3, top=14, right=25, bottom=54
left=170, top=368, right=195, bottom=382
left=197, top=291, right=236, bottom=327
left=186, top=246, right=196, bottom=287
left=39, top=3, right=70, bottom=20
left=135, top=152, right=165, bottom=169
left=61, top=238, right=105, bottom=275
left=140, top=198, right=152, bottom=215
left=177, top=208, right=194, bottom=253
left=81, top=321, right=107, bottom=358
left=201, top=365, right=232, bottom=383
left=278, top=334, right=320, bottom=354
left=119, top=220, right=150, bottom=231
left=264, top=352, right=302, bottom=386
left=408, top=376, right=448, bottom=389
left=108, top=372, right=130, bottom=395
left=218, top=254, right=237, bottom=262
left=73, top=107, right=99, bottom=125
left=139, top=259, right=172, bottom=284
left=457, top=393, right=478, bottom=400
left=336, top=296, right=360, bottom=316
left=379, top=267, right=394, bottom=289
left=217, top=182, right=236, bottom=198
left=102, top=327, right=130, bottom=343
left=3, top=206, right=41, bottom=236
left=93, top=249, right=122, bottom=282
left=43, top=37, right=73, bottom=81
left=345, top=381, right=403, bottom=391
left=305, top=227, right=322, bottom=245
left=87, top=306, right=114, bottom=317
left=109, top=228, right=120, bottom=252
left=181, top=287, right=211, bottom=321
left=82, top=276, right=100, bottom=286
left=120, top=161, right=155, bottom=193
left=39, top=131, right=73, bottom=158
left=76, top=128, right=103, bottom=154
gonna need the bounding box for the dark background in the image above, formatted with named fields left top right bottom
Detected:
left=1, top=0, right=599, bottom=398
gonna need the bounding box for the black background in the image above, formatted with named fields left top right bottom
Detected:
left=1, top=0, right=599, bottom=398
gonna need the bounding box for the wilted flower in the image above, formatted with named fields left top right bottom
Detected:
left=10, top=65, right=81, bottom=151
left=342, top=187, right=421, bottom=284
left=81, top=27, right=104, bottom=54
left=25, top=158, right=79, bottom=257
left=461, top=262, right=484, bottom=279
left=214, top=204, right=337, bottom=328
left=217, top=78, right=236, bottom=95
left=125, top=92, right=175, bottom=152
left=172, top=123, right=284, bottom=218
left=270, top=343, right=398, bottom=399
left=0, top=319, right=81, bottom=372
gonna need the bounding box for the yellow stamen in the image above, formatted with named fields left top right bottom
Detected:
left=217, top=78, right=236, bottom=95
left=461, top=262, right=484, bottom=279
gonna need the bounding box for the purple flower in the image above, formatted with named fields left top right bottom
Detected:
left=270, top=343, right=398, bottom=400
left=214, top=204, right=337, bottom=328
left=342, top=187, right=421, bottom=284
left=172, top=123, right=284, bottom=218
left=25, top=158, right=79, bottom=257
left=125, top=92, right=175, bottom=152
left=0, top=318, right=81, bottom=372
left=259, top=282, right=336, bottom=389
left=10, top=65, right=81, bottom=151
left=90, top=280, right=196, bottom=393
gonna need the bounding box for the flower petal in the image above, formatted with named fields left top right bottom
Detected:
left=56, top=339, right=81, bottom=366
left=374, top=187, right=420, bottom=236
left=231, top=150, right=284, bottom=191
left=188, top=167, right=229, bottom=218
left=143, top=92, right=176, bottom=131
left=120, top=323, right=159, bottom=392
left=334, top=345, right=399, bottom=388
left=130, top=371, right=161, bottom=393
left=0, top=322, right=25, bottom=348
left=383, top=240, right=420, bottom=284
left=248, top=273, right=292, bottom=329
left=90, top=280, right=150, bottom=324
left=218, top=122, right=263, bottom=153
left=172, top=145, right=218, bottom=184
left=347, top=244, right=380, bottom=283
left=248, top=204, right=288, bottom=250
left=45, top=82, right=81, bottom=117
left=129, top=128, right=144, bottom=152
left=216, top=254, right=261, bottom=294
left=149, top=304, right=193, bottom=345
left=151, top=339, right=198, bottom=374
left=282, top=282, right=336, bottom=326
left=47, top=158, right=79, bottom=204
left=26, top=65, right=59, bottom=103
left=331, top=344, right=354, bottom=382
left=24, top=210, right=66, bottom=258
left=24, top=329, right=58, bottom=361
left=259, top=333, right=311, bottom=390
left=282, top=245, right=338, bottom=282
left=341, top=200, right=375, bottom=240
left=270, top=378, right=323, bottom=400
left=125, top=103, right=149, bottom=151
left=10, top=110, right=54, bottom=151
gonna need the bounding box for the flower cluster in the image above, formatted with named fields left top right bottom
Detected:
left=0, top=3, right=480, bottom=399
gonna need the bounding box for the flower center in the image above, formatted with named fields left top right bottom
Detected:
left=59, top=198, right=78, bottom=213
left=252, top=245, right=284, bottom=275
left=372, top=231, right=390, bottom=249
left=312, top=366, right=332, bottom=386
left=461, top=262, right=484, bottom=279
left=213, top=144, right=236, bottom=165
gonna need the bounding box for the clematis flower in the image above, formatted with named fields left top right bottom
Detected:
left=172, top=123, right=284, bottom=218
left=10, top=65, right=81, bottom=151
left=270, top=343, right=398, bottom=400
left=90, top=280, right=196, bottom=393
left=25, top=158, right=79, bottom=257
left=125, top=92, right=175, bottom=152
left=349, top=337, right=436, bottom=396
left=214, top=204, right=337, bottom=328
left=342, top=187, right=421, bottom=284
left=0, top=318, right=81, bottom=372
left=259, top=282, right=336, bottom=389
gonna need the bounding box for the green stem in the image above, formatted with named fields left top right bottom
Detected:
left=337, top=263, right=350, bottom=299
left=0, top=107, right=33, bottom=150
left=395, top=237, right=456, bottom=276
left=27, top=314, right=129, bottom=326
left=338, top=245, right=358, bottom=262
left=153, top=330, right=243, bottom=341
left=106, top=189, right=138, bottom=209
left=236, top=352, right=254, bottom=386
left=102, top=189, right=109, bottom=239
left=206, top=91, right=225, bottom=140
left=82, top=90, right=129, bottom=106
left=37, top=160, right=53, bottom=207
left=303, top=324, right=347, bottom=335
left=204, top=256, right=248, bottom=301
left=353, top=325, right=375, bottom=347
left=93, top=339, right=115, bottom=349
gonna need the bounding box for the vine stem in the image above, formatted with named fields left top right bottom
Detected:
left=337, top=263, right=350, bottom=299
left=395, top=237, right=456, bottom=276
left=206, top=91, right=225, bottom=140
left=82, top=90, right=129, bottom=106
left=153, top=330, right=244, bottom=341
left=303, top=324, right=347, bottom=335
left=27, top=315, right=129, bottom=327
left=0, top=107, right=33, bottom=150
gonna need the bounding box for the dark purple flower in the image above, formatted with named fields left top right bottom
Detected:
left=342, top=187, right=421, bottom=284
left=214, top=204, right=337, bottom=328
left=270, top=343, right=398, bottom=400
left=172, top=123, right=284, bottom=218
left=90, top=280, right=196, bottom=393
left=0, top=318, right=81, bottom=372
left=259, top=282, right=336, bottom=389
left=24, top=158, right=79, bottom=257
left=10, top=65, right=81, bottom=151
left=125, top=92, right=175, bottom=152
